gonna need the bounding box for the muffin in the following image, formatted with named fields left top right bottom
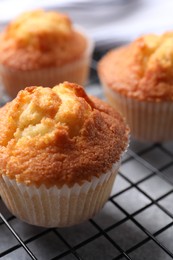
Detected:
left=0, top=10, right=94, bottom=98
left=0, top=82, right=129, bottom=227
left=98, top=33, right=173, bottom=142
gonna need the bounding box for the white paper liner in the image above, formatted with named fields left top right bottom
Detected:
left=0, top=27, right=94, bottom=98
left=103, top=84, right=173, bottom=142
left=0, top=161, right=120, bottom=228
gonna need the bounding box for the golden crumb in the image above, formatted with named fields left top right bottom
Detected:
left=0, top=82, right=129, bottom=187
left=4, top=10, right=72, bottom=48
left=135, top=33, right=173, bottom=73
left=12, top=82, right=93, bottom=143
left=98, top=32, right=173, bottom=101
left=0, top=10, right=87, bottom=69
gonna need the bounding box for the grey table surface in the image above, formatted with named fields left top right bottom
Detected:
left=0, top=55, right=173, bottom=260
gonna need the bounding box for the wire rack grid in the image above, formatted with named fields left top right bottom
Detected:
left=0, top=48, right=173, bottom=260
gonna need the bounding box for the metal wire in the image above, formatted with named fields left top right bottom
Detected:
left=0, top=50, right=173, bottom=260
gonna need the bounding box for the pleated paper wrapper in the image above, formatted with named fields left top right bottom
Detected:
left=103, top=84, right=173, bottom=142
left=0, top=161, right=120, bottom=228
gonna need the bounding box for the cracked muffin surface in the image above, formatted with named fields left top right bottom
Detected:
left=98, top=32, right=173, bottom=101
left=0, top=82, right=129, bottom=187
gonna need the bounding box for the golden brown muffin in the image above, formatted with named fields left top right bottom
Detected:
left=0, top=10, right=94, bottom=97
left=0, top=10, right=87, bottom=69
left=0, top=82, right=129, bottom=227
left=98, top=32, right=173, bottom=142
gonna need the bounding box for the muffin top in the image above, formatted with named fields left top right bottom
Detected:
left=0, top=82, right=129, bottom=187
left=0, top=10, right=87, bottom=70
left=98, top=32, right=173, bottom=101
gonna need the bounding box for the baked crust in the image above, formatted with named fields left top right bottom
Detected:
left=0, top=10, right=87, bottom=70
left=0, top=82, right=129, bottom=187
left=98, top=32, right=173, bottom=101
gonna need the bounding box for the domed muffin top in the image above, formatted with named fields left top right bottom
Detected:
left=2, top=10, right=72, bottom=47
left=0, top=10, right=87, bottom=69
left=98, top=32, right=173, bottom=101
left=0, top=82, right=129, bottom=187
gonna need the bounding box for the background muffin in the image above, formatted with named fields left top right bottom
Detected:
left=0, top=82, right=129, bottom=227
left=0, top=10, right=94, bottom=98
left=98, top=32, right=173, bottom=142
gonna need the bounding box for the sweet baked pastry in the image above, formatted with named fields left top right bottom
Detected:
left=0, top=81, right=129, bottom=227
left=98, top=32, right=173, bottom=142
left=0, top=10, right=94, bottom=98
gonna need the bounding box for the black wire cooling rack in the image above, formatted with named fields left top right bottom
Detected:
left=0, top=48, right=173, bottom=260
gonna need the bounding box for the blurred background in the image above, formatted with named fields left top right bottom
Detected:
left=0, top=1, right=173, bottom=260
left=1, top=0, right=173, bottom=48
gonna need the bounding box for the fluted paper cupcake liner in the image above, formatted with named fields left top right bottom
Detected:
left=0, top=27, right=94, bottom=98
left=103, top=85, right=173, bottom=142
left=0, top=161, right=120, bottom=228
